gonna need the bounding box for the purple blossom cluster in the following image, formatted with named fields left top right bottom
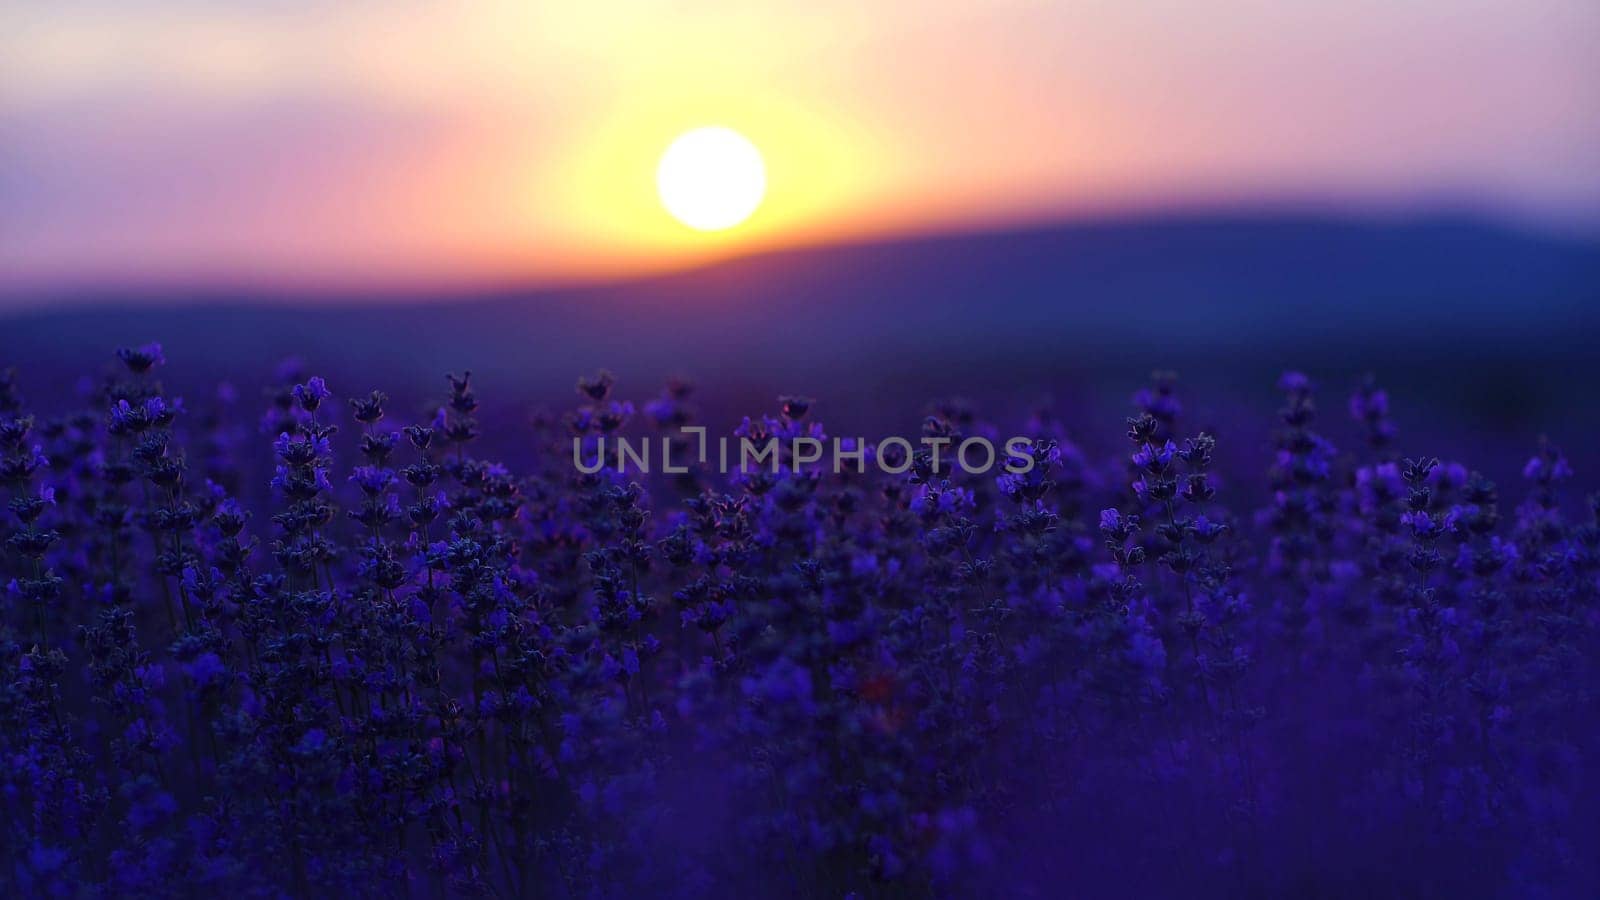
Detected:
left=1, top=348, right=1596, bottom=898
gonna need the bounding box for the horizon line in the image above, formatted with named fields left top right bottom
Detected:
left=4, top=198, right=1596, bottom=311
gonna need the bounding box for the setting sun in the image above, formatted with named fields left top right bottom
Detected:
left=656, top=127, right=767, bottom=232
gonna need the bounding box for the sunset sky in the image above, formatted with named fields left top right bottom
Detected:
left=3, top=1, right=1597, bottom=295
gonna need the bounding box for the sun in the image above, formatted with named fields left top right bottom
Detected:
left=656, top=127, right=766, bottom=231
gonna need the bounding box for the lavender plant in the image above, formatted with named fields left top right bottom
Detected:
left=0, top=351, right=1595, bottom=898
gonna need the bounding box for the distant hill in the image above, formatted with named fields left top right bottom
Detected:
left=3, top=212, right=1597, bottom=419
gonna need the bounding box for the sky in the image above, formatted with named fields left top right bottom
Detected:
left=2, top=0, right=1598, bottom=295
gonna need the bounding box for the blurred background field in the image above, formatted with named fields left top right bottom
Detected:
left=4, top=210, right=1596, bottom=481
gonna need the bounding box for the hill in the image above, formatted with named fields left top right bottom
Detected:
left=3, top=211, right=1596, bottom=421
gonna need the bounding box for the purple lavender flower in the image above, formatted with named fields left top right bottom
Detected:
left=0, top=351, right=1591, bottom=898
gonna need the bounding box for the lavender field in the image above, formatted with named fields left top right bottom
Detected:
left=8, top=0, right=1600, bottom=893
left=2, top=342, right=1596, bottom=898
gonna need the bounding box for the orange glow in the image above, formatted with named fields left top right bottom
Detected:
left=1, top=1, right=1597, bottom=295
left=546, top=92, right=893, bottom=273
